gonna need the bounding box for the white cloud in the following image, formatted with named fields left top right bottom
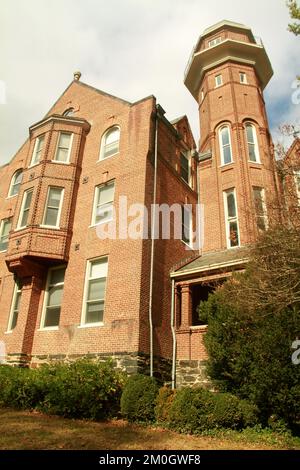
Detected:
left=0, top=0, right=299, bottom=164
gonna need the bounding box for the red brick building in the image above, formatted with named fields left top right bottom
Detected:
left=0, top=20, right=290, bottom=386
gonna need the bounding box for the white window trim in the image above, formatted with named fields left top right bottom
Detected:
left=246, top=123, right=261, bottom=163
left=98, top=126, right=120, bottom=162
left=30, top=135, right=44, bottom=167
left=219, top=125, right=233, bottom=166
left=80, top=257, right=108, bottom=327
left=41, top=187, right=64, bottom=229
left=215, top=74, right=223, bottom=87
left=91, top=182, right=115, bottom=227
left=0, top=218, right=12, bottom=253
left=239, top=72, right=247, bottom=84
left=16, top=189, right=33, bottom=230
left=208, top=37, right=221, bottom=48
left=52, top=132, right=73, bottom=164
left=7, top=170, right=23, bottom=198
left=39, top=265, right=65, bottom=331
left=223, top=188, right=240, bottom=249
left=6, top=282, right=21, bottom=333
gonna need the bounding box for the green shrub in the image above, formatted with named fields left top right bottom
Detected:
left=0, top=360, right=125, bottom=420
left=166, top=387, right=259, bottom=434
left=155, top=386, right=176, bottom=424
left=121, top=374, right=159, bottom=422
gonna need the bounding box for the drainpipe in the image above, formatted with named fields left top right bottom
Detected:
left=170, top=278, right=176, bottom=389
left=148, top=105, right=159, bottom=377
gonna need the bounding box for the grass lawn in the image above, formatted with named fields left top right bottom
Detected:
left=0, top=408, right=299, bottom=450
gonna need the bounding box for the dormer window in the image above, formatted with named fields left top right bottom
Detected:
left=63, top=108, right=75, bottom=117
left=99, top=126, right=120, bottom=160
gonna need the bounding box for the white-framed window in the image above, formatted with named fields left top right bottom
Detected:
left=181, top=205, right=192, bottom=246
left=239, top=72, right=247, bottom=84
left=293, top=170, right=300, bottom=204
left=40, top=266, right=65, bottom=329
left=253, top=187, right=268, bottom=231
left=99, top=126, right=120, bottom=160
left=201, top=89, right=204, bottom=102
left=223, top=189, right=240, bottom=248
left=215, top=74, right=223, bottom=87
left=0, top=218, right=12, bottom=252
left=92, top=181, right=115, bottom=226
left=8, top=169, right=23, bottom=197
left=245, top=123, right=260, bottom=163
left=7, top=281, right=22, bottom=332
left=81, top=257, right=108, bottom=326
left=30, top=135, right=45, bottom=166
left=180, top=152, right=190, bottom=184
left=219, top=125, right=233, bottom=165
left=208, top=37, right=221, bottom=48
left=54, top=132, right=73, bottom=163
left=42, top=187, right=64, bottom=228
left=17, top=189, right=33, bottom=229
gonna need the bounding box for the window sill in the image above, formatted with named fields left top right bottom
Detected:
left=39, top=225, right=61, bottom=230
left=50, top=160, right=70, bottom=165
left=220, top=162, right=234, bottom=169
left=28, top=162, right=40, bottom=169
left=89, top=220, right=114, bottom=228
left=6, top=194, right=18, bottom=200
left=14, top=226, right=27, bottom=232
left=0, top=249, right=7, bottom=253
left=97, top=152, right=119, bottom=163
left=78, top=323, right=104, bottom=329
left=248, top=161, right=262, bottom=166
left=37, top=327, right=59, bottom=331
left=181, top=239, right=193, bottom=250
left=4, top=330, right=13, bottom=334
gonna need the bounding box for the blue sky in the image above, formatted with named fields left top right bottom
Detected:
left=0, top=0, right=299, bottom=164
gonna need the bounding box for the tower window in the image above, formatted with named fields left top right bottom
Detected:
left=180, top=152, right=190, bottom=184
left=219, top=125, right=233, bottom=165
left=0, top=218, right=12, bottom=251
left=92, top=181, right=115, bottom=225
left=215, top=74, right=223, bottom=87
left=30, top=135, right=45, bottom=166
left=7, top=281, right=22, bottom=332
left=99, top=126, right=120, bottom=160
left=253, top=187, right=267, bottom=231
left=246, top=123, right=260, bottom=163
left=8, top=169, right=23, bottom=197
left=181, top=206, right=192, bottom=246
left=41, top=266, right=66, bottom=329
left=223, top=189, right=240, bottom=248
left=54, top=132, right=73, bottom=163
left=208, top=37, right=221, bottom=48
left=43, top=187, right=64, bottom=228
left=81, top=257, right=108, bottom=325
left=240, top=72, right=247, bottom=84
left=17, top=189, right=33, bottom=229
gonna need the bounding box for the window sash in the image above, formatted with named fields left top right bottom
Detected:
left=18, top=190, right=33, bottom=228
left=181, top=206, right=191, bottom=245
left=54, top=132, right=72, bottom=162
left=253, top=187, right=267, bottom=231
left=215, top=74, right=223, bottom=87
left=224, top=190, right=240, bottom=248
left=93, top=182, right=115, bottom=225
left=209, top=37, right=221, bottom=47
left=180, top=153, right=189, bottom=183
left=101, top=127, right=120, bottom=160
left=43, top=187, right=64, bottom=227
left=246, top=124, right=259, bottom=162
left=9, top=170, right=23, bottom=197
left=31, top=136, right=44, bottom=165
left=82, top=258, right=108, bottom=325
left=240, top=72, right=247, bottom=84
left=8, top=283, right=21, bottom=331
left=42, top=267, right=66, bottom=328
left=220, top=127, right=232, bottom=164
left=0, top=219, right=12, bottom=251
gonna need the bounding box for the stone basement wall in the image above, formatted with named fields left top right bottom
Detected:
left=7, top=352, right=172, bottom=384
left=176, top=359, right=211, bottom=388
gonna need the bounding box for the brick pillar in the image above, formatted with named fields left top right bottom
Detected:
left=180, top=283, right=192, bottom=328
left=21, top=275, right=44, bottom=360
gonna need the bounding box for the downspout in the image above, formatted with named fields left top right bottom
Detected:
left=148, top=105, right=159, bottom=377
left=170, top=278, right=176, bottom=389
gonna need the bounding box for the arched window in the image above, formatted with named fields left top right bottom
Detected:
left=245, top=123, right=260, bottom=163
left=63, top=108, right=75, bottom=117
left=219, top=125, right=233, bottom=165
left=8, top=169, right=23, bottom=197
left=99, top=126, right=120, bottom=160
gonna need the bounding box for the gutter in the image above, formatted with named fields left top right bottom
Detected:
left=170, top=257, right=249, bottom=279
left=170, top=278, right=176, bottom=389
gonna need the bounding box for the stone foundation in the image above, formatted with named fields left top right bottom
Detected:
left=176, top=359, right=212, bottom=388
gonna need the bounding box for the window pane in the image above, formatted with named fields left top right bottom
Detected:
left=257, top=216, right=266, bottom=231
left=55, top=148, right=69, bottom=162
left=50, top=268, right=65, bottom=285
left=95, top=205, right=113, bottom=224
left=105, top=128, right=119, bottom=145
left=90, top=259, right=108, bottom=278
left=86, top=301, right=104, bottom=324
left=221, top=127, right=229, bottom=146
left=20, top=191, right=33, bottom=227
left=98, top=184, right=115, bottom=206
left=88, top=278, right=106, bottom=301
left=36, top=136, right=44, bottom=152
left=48, top=285, right=63, bottom=307
left=44, top=307, right=60, bottom=327
left=24, top=191, right=33, bottom=211
left=48, top=188, right=62, bottom=207
left=227, top=193, right=236, bottom=218
left=58, top=133, right=71, bottom=148
left=246, top=125, right=254, bottom=144
left=44, top=207, right=59, bottom=226
left=223, top=145, right=232, bottom=164
left=248, top=143, right=256, bottom=161
left=103, top=142, right=119, bottom=159
left=253, top=188, right=264, bottom=215
left=180, top=154, right=189, bottom=182
left=10, top=310, right=19, bottom=330
left=229, top=221, right=239, bottom=247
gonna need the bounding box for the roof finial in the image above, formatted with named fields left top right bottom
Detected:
left=73, top=71, right=81, bottom=81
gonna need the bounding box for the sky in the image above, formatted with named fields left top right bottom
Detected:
left=0, top=0, right=299, bottom=165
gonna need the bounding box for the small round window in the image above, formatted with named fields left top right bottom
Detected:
left=63, top=108, right=75, bottom=117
